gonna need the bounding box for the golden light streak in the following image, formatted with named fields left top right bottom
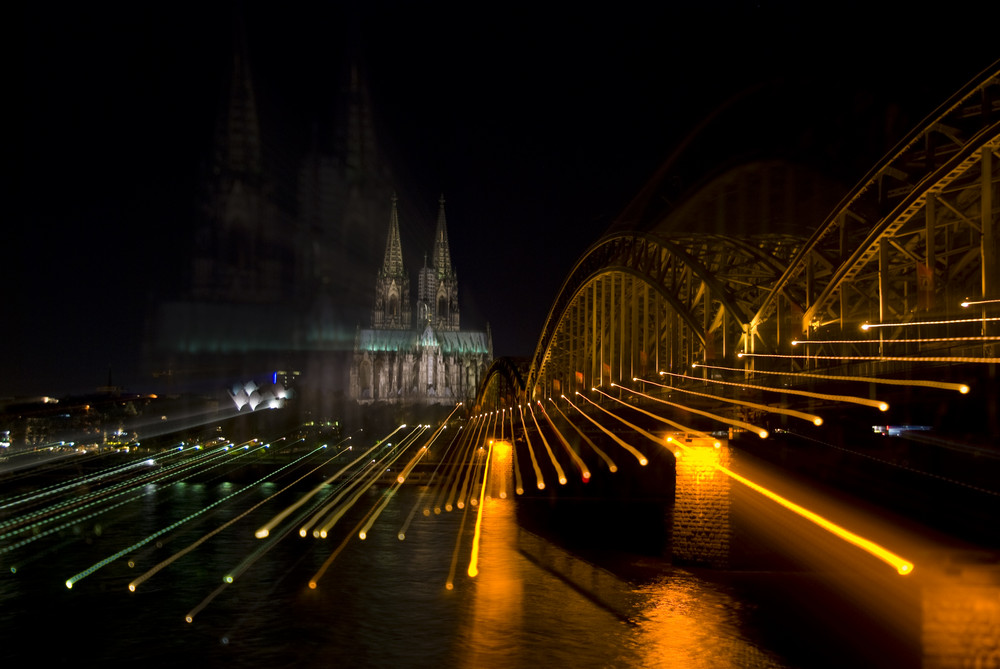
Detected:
left=467, top=440, right=493, bottom=578
left=254, top=429, right=399, bottom=539
left=536, top=400, right=590, bottom=481
left=507, top=409, right=525, bottom=494
left=672, top=441, right=915, bottom=576
left=301, top=460, right=378, bottom=538
left=599, top=385, right=719, bottom=445
left=550, top=398, right=618, bottom=473
left=315, top=433, right=417, bottom=538
left=516, top=405, right=546, bottom=490
left=861, top=317, right=1000, bottom=330
left=583, top=388, right=677, bottom=453
left=404, top=418, right=464, bottom=531
left=571, top=392, right=648, bottom=465
left=455, top=417, right=488, bottom=509
left=443, top=417, right=480, bottom=512
left=648, top=374, right=823, bottom=426
left=527, top=403, right=567, bottom=485
left=694, top=363, right=970, bottom=395
left=607, top=381, right=769, bottom=438
left=445, top=475, right=477, bottom=591
left=792, top=336, right=1000, bottom=345
left=690, top=364, right=890, bottom=410
left=740, top=352, right=1000, bottom=365
left=961, top=298, right=1000, bottom=308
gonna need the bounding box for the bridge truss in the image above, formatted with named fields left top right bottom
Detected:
left=478, top=63, right=999, bottom=418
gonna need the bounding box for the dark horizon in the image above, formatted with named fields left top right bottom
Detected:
left=12, top=1, right=998, bottom=398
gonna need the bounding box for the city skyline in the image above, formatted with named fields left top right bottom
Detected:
left=12, top=1, right=998, bottom=397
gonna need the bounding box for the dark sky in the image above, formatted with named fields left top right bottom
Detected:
left=10, top=1, right=998, bottom=397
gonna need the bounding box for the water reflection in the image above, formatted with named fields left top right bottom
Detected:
left=460, top=495, right=787, bottom=668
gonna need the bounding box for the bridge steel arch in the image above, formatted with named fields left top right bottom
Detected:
left=509, top=62, right=999, bottom=408
left=747, top=63, right=1000, bottom=368
left=476, top=356, right=527, bottom=412
left=524, top=231, right=805, bottom=400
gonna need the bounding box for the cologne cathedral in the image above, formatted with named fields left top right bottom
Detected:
left=349, top=195, right=492, bottom=405
left=144, top=15, right=491, bottom=418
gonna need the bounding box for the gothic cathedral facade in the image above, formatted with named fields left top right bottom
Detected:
left=349, top=195, right=492, bottom=405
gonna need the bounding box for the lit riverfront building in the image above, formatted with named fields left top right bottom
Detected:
left=349, top=194, right=492, bottom=405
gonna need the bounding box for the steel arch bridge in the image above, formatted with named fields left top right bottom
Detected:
left=476, top=62, right=999, bottom=417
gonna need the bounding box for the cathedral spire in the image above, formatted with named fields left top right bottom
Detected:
left=372, top=193, right=411, bottom=329
left=432, top=194, right=455, bottom=279
left=215, top=6, right=262, bottom=179
left=381, top=193, right=405, bottom=276
left=432, top=194, right=460, bottom=331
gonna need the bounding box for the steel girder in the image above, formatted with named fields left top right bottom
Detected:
left=526, top=231, right=804, bottom=399
left=748, top=65, right=1000, bottom=364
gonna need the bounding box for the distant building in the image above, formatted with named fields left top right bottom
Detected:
left=349, top=195, right=492, bottom=405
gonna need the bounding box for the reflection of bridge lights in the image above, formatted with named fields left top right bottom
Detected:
left=646, top=375, right=823, bottom=426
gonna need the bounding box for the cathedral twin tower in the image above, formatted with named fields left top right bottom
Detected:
left=351, top=194, right=492, bottom=405
left=372, top=194, right=458, bottom=332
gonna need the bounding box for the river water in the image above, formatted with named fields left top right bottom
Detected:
left=1, top=451, right=996, bottom=668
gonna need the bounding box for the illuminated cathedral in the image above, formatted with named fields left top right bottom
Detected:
left=349, top=194, right=492, bottom=405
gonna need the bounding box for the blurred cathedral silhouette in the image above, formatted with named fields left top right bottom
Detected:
left=144, top=13, right=491, bottom=419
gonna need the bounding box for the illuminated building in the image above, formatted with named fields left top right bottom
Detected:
left=349, top=195, right=492, bottom=405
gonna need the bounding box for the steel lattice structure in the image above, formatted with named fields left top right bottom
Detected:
left=477, top=63, right=999, bottom=409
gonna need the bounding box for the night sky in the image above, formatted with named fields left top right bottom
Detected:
left=11, top=1, right=998, bottom=398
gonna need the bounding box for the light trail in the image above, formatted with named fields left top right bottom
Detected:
left=455, top=417, right=489, bottom=508
left=188, top=476, right=343, bottom=622
left=584, top=388, right=675, bottom=451
left=607, top=381, right=769, bottom=438
left=403, top=422, right=462, bottom=530
left=467, top=439, right=493, bottom=578
left=650, top=373, right=823, bottom=426
left=445, top=473, right=476, bottom=591
left=570, top=392, right=648, bottom=465
left=688, top=364, right=890, bottom=411
left=962, top=298, right=1000, bottom=308
left=535, top=400, right=590, bottom=482
left=314, top=431, right=419, bottom=538
left=129, top=444, right=331, bottom=592
left=594, top=385, right=719, bottom=445
left=792, top=336, right=1000, bottom=345
left=527, top=403, right=567, bottom=485
left=431, top=425, right=467, bottom=514
left=671, top=441, right=915, bottom=576
left=3, top=443, right=261, bottom=544
left=862, top=316, right=1000, bottom=330
left=694, top=362, right=970, bottom=394
left=516, top=405, right=546, bottom=490
left=254, top=428, right=401, bottom=539
left=0, top=445, right=188, bottom=510
left=740, top=352, right=1000, bottom=364
left=507, top=408, right=525, bottom=494
left=444, top=418, right=479, bottom=512
left=308, top=505, right=375, bottom=590
left=549, top=398, right=617, bottom=473
left=64, top=447, right=275, bottom=589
